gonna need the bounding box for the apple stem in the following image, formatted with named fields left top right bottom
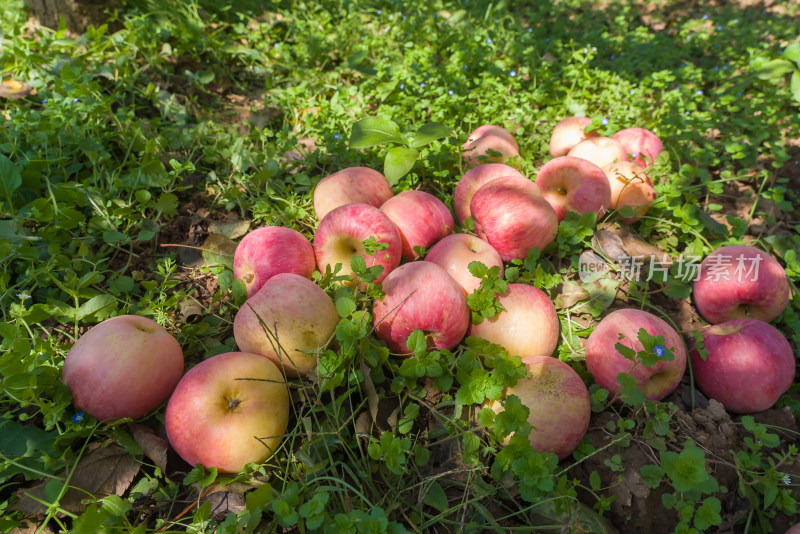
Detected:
left=226, top=397, right=241, bottom=411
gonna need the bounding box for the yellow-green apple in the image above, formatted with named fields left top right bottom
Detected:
left=468, top=284, right=559, bottom=358
left=612, top=127, right=664, bottom=168
left=585, top=309, right=687, bottom=401
left=313, top=203, right=402, bottom=284
left=567, top=136, right=629, bottom=169
left=462, top=125, right=520, bottom=169
left=424, top=233, right=504, bottom=295
left=234, top=226, right=316, bottom=298
left=470, top=175, right=559, bottom=261
left=63, top=315, right=184, bottom=421
left=372, top=261, right=469, bottom=354
left=379, top=190, right=454, bottom=260
left=165, top=351, right=289, bottom=473
left=486, top=356, right=591, bottom=459
left=453, top=163, right=525, bottom=226
left=313, top=167, right=394, bottom=220
left=602, top=161, right=657, bottom=224
left=534, top=156, right=611, bottom=221
left=548, top=116, right=599, bottom=157
left=234, top=273, right=338, bottom=377
left=689, top=319, right=795, bottom=413
left=693, top=245, right=790, bottom=324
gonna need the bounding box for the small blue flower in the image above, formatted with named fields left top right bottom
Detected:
left=527, top=28, right=532, bottom=33
left=610, top=55, right=615, bottom=60
left=420, top=82, right=426, bottom=88
left=737, top=91, right=743, bottom=96
left=702, top=14, right=708, bottom=20
left=629, top=89, right=635, bottom=95
left=486, top=37, right=493, bottom=44
left=72, top=412, right=84, bottom=423
left=675, top=85, right=681, bottom=90
left=545, top=38, right=550, bottom=42
left=448, top=90, right=454, bottom=95
left=464, top=65, right=468, bottom=70
left=402, top=15, right=406, bottom=20
left=399, top=83, right=405, bottom=89
left=653, top=345, right=666, bottom=358
left=73, top=98, right=79, bottom=103
left=696, top=89, right=703, bottom=96
left=716, top=25, right=722, bottom=30
left=509, top=70, right=517, bottom=77
left=333, top=133, right=340, bottom=140
left=377, top=9, right=381, bottom=15
left=16, top=292, right=31, bottom=300
left=601, top=117, right=609, bottom=126
left=714, top=66, right=719, bottom=71
left=631, top=152, right=638, bottom=158
left=783, top=474, right=792, bottom=485
left=733, top=19, right=738, bottom=23
left=723, top=64, right=728, bottom=70
left=41, top=99, right=48, bottom=104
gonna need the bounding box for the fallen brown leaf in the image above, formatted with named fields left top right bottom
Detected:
left=130, top=423, right=169, bottom=473
left=0, top=80, right=33, bottom=100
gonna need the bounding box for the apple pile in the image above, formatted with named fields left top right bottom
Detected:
left=60, top=120, right=796, bottom=477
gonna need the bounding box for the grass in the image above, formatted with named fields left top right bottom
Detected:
left=1, top=0, right=800, bottom=532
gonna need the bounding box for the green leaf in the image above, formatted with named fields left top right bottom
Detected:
left=0, top=219, right=32, bottom=244
left=103, top=231, right=129, bottom=244
left=589, top=471, right=602, bottom=491
left=76, top=294, right=117, bottom=321
left=422, top=481, right=449, bottom=513
left=346, top=50, right=368, bottom=67
left=792, top=70, right=800, bottom=103
left=349, top=117, right=403, bottom=149
left=640, top=464, right=665, bottom=489
left=754, top=58, right=795, bottom=81
left=335, top=296, right=357, bottom=318
left=694, top=497, right=722, bottom=531
left=384, top=146, right=419, bottom=185
left=0, top=154, right=22, bottom=206
left=616, top=373, right=645, bottom=405
left=412, top=122, right=453, bottom=148
left=782, top=42, right=800, bottom=64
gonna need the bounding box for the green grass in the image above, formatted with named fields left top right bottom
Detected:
left=1, top=0, right=800, bottom=532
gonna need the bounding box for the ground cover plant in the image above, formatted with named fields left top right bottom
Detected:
left=1, top=0, right=800, bottom=532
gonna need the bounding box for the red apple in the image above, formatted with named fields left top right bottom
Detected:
left=693, top=245, right=790, bottom=324
left=468, top=284, right=559, bottom=358
left=233, top=273, right=339, bottom=377
left=379, top=190, right=454, bottom=260
left=453, top=163, right=525, bottom=226
left=313, top=167, right=394, bottom=220
left=63, top=315, right=184, bottom=421
left=548, top=116, right=599, bottom=157
left=372, top=261, right=469, bottom=354
left=470, top=175, right=559, bottom=261
left=486, top=356, right=591, bottom=460
left=785, top=523, right=800, bottom=534
left=602, top=161, right=657, bottom=224
left=165, top=351, right=290, bottom=473
left=585, top=309, right=687, bottom=401
left=233, top=226, right=316, bottom=298
left=462, top=125, right=520, bottom=168
left=313, top=203, right=402, bottom=284
left=424, top=233, right=504, bottom=295
left=567, top=136, right=629, bottom=169
left=689, top=319, right=795, bottom=413
left=534, top=156, right=611, bottom=221
left=612, top=127, right=664, bottom=168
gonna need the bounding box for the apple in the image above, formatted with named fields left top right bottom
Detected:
left=372, top=261, right=469, bottom=354
left=424, top=233, right=504, bottom=295
left=602, top=161, right=656, bottom=224
left=612, top=127, right=664, bottom=168
left=313, top=203, right=402, bottom=284
left=453, top=163, right=525, bottom=226
left=486, top=356, right=591, bottom=460
left=548, top=116, right=599, bottom=157
left=585, top=309, right=687, bottom=401
left=62, top=315, right=184, bottom=421
left=785, top=524, right=800, bottom=534
left=689, top=319, right=795, bottom=413
left=534, top=156, right=611, bottom=221
left=567, top=136, right=629, bottom=169
left=233, top=226, right=316, bottom=298
left=234, top=273, right=339, bottom=377
left=468, top=284, right=559, bottom=358
left=462, top=125, right=520, bottom=168
left=470, top=174, right=559, bottom=261
left=693, top=245, right=790, bottom=324
left=313, top=167, right=394, bottom=220
left=165, top=351, right=290, bottom=473
left=379, top=190, right=454, bottom=260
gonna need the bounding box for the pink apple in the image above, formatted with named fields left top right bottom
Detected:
left=313, top=203, right=402, bottom=284
left=486, top=356, right=591, bottom=460
left=548, top=116, right=599, bottom=157
left=468, top=284, right=559, bottom=358
left=63, top=315, right=184, bottom=421
left=689, top=319, right=795, bottom=413
left=585, top=309, right=687, bottom=401
left=567, top=136, right=629, bottom=169
left=612, top=127, right=664, bottom=168
left=462, top=125, right=520, bottom=168
left=233, top=226, right=316, bottom=298
left=165, top=351, right=289, bottom=473
left=424, top=233, right=504, bottom=295
left=453, top=163, right=525, bottom=226
left=534, top=156, right=611, bottom=221
left=693, top=245, right=790, bottom=324
left=372, top=261, right=469, bottom=354
left=234, top=273, right=339, bottom=377
left=602, top=161, right=653, bottom=209
left=379, top=190, right=454, bottom=260
left=470, top=175, right=559, bottom=261
left=785, top=523, right=800, bottom=534
left=313, top=167, right=394, bottom=220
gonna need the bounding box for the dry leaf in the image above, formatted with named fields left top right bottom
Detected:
left=207, top=219, right=251, bottom=240
left=129, top=423, right=168, bottom=473
left=9, top=519, right=56, bottom=534
left=0, top=80, right=33, bottom=100
left=12, top=444, right=140, bottom=515
left=202, top=491, right=246, bottom=520
left=201, top=234, right=237, bottom=268
left=592, top=230, right=629, bottom=264
left=554, top=280, right=589, bottom=309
